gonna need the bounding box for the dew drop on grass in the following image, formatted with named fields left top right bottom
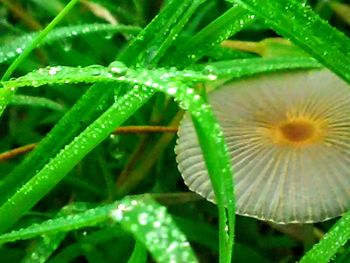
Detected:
left=108, top=61, right=128, bottom=76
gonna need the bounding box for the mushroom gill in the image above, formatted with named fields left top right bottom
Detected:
left=175, top=69, right=350, bottom=224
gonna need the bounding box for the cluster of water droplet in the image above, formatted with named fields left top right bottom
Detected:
left=110, top=197, right=196, bottom=262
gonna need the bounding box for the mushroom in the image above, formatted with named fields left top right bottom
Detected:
left=175, top=69, right=350, bottom=224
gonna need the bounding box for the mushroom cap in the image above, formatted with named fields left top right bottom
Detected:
left=175, top=69, right=350, bottom=224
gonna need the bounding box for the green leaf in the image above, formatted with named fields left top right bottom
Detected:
left=0, top=0, right=204, bottom=208
left=10, top=95, right=65, bottom=112
left=191, top=57, right=321, bottom=80
left=110, top=196, right=198, bottom=263
left=0, top=196, right=198, bottom=263
left=0, top=24, right=141, bottom=65
left=164, top=4, right=256, bottom=67
left=300, top=211, right=350, bottom=263
left=118, top=0, right=202, bottom=66
left=127, top=241, right=147, bottom=263
left=0, top=203, right=114, bottom=244
left=227, top=0, right=350, bottom=83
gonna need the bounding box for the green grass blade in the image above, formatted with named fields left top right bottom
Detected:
left=154, top=83, right=235, bottom=262
left=227, top=0, right=350, bottom=83
left=0, top=24, right=141, bottom=65
left=0, top=0, right=201, bottom=221
left=1, top=0, right=79, bottom=81
left=110, top=196, right=198, bottom=263
left=164, top=4, right=255, bottom=67
left=1, top=64, right=213, bottom=89
left=127, top=241, right=147, bottom=263
left=0, top=196, right=198, bottom=263
left=0, top=203, right=115, bottom=244
left=0, top=64, right=234, bottom=261
left=0, top=85, right=154, bottom=233
left=149, top=0, right=205, bottom=65
left=118, top=0, right=197, bottom=66
left=0, top=83, right=113, bottom=205
left=20, top=233, right=66, bottom=263
left=10, top=95, right=65, bottom=112
left=192, top=57, right=321, bottom=79
left=0, top=0, right=79, bottom=118
left=300, top=211, right=350, bottom=263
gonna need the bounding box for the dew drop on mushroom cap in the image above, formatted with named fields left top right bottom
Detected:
left=175, top=69, right=350, bottom=224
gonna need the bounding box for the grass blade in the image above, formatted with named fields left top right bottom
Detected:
left=300, top=211, right=350, bottom=262
left=0, top=0, right=80, bottom=118
left=111, top=196, right=198, bottom=263
left=227, top=0, right=350, bottom=83
left=164, top=4, right=256, bottom=67
left=0, top=24, right=141, bottom=65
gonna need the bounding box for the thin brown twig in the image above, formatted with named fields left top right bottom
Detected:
left=0, top=126, right=179, bottom=161
left=0, top=143, right=37, bottom=161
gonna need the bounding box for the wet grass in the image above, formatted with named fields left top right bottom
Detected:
left=0, top=0, right=350, bottom=262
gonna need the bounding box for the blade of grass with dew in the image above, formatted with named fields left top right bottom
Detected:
left=0, top=85, right=154, bottom=233
left=147, top=0, right=205, bottom=66
left=0, top=196, right=198, bottom=263
left=20, top=203, right=92, bottom=263
left=191, top=57, right=321, bottom=80
left=0, top=24, right=141, bottom=65
left=0, top=65, right=213, bottom=89
left=47, top=226, right=127, bottom=263
left=1, top=0, right=201, bottom=201
left=227, top=0, right=350, bottom=83
left=0, top=203, right=115, bottom=244
left=0, top=83, right=114, bottom=205
left=118, top=0, right=198, bottom=66
left=0, top=65, right=234, bottom=261
left=299, top=210, right=350, bottom=263
left=162, top=4, right=256, bottom=67
left=110, top=195, right=198, bottom=263
left=0, top=63, right=211, bottom=232
left=0, top=0, right=80, bottom=117
left=127, top=241, right=147, bottom=263
left=10, top=95, right=65, bottom=112
left=225, top=0, right=350, bottom=261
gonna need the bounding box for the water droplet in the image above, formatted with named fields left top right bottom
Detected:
left=108, top=61, right=128, bottom=75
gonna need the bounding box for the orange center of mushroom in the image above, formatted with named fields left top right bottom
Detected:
left=265, top=118, right=326, bottom=147
left=279, top=121, right=315, bottom=142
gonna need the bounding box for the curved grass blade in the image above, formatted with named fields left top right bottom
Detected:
left=300, top=211, right=350, bottom=263
left=1, top=0, right=80, bottom=82
left=0, top=24, right=141, bottom=65
left=0, top=85, right=154, bottom=233
left=0, top=0, right=79, bottom=121
left=21, top=233, right=66, bottom=263
left=110, top=196, right=198, bottom=263
left=0, top=196, right=198, bottom=263
left=191, top=57, right=321, bottom=80
left=0, top=64, right=234, bottom=261
left=0, top=0, right=202, bottom=218
left=127, top=241, right=147, bottom=263
left=0, top=203, right=115, bottom=244
left=10, top=95, right=65, bottom=112
left=227, top=0, right=350, bottom=83
left=118, top=0, right=200, bottom=66
left=0, top=82, right=113, bottom=205
left=164, top=4, right=256, bottom=67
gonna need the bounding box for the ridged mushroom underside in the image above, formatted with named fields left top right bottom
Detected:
left=175, top=69, right=350, bottom=224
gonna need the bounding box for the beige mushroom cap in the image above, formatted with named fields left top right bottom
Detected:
left=175, top=69, right=350, bottom=224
